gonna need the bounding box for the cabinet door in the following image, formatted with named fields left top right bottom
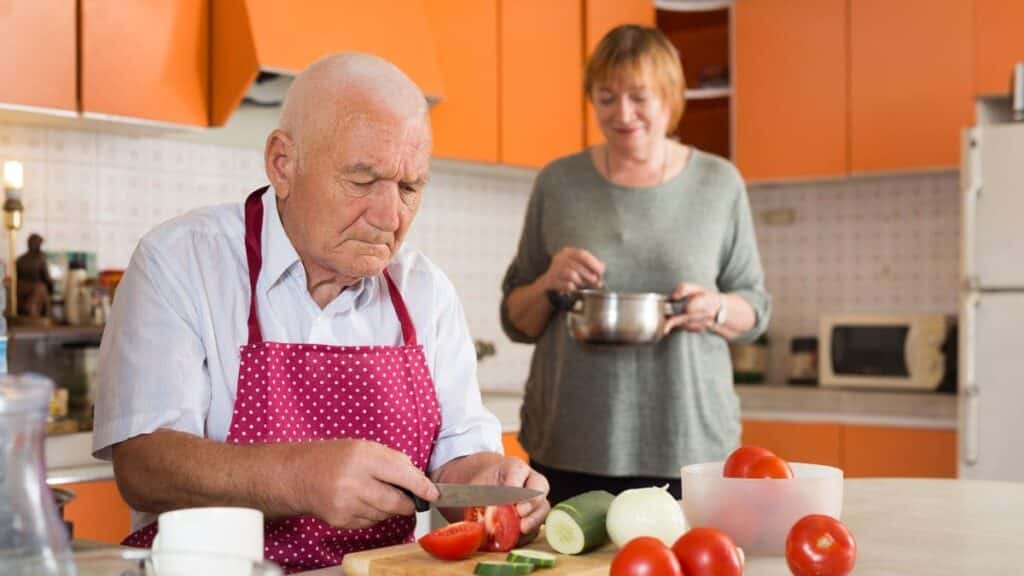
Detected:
left=740, top=420, right=842, bottom=468
left=58, top=479, right=132, bottom=544
left=584, top=0, right=656, bottom=146
left=426, top=0, right=499, bottom=162
left=850, top=0, right=973, bottom=172
left=734, top=0, right=848, bottom=180
left=842, top=425, right=956, bottom=478
left=974, top=0, right=1024, bottom=96
left=502, top=432, right=529, bottom=462
left=81, top=0, right=210, bottom=126
left=0, top=0, right=76, bottom=112
left=500, top=0, right=583, bottom=168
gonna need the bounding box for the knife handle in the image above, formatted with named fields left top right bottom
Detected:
left=397, top=485, right=430, bottom=513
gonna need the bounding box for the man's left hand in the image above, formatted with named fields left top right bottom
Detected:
left=435, top=453, right=550, bottom=536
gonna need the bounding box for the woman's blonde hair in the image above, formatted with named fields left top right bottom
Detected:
left=584, top=25, right=686, bottom=134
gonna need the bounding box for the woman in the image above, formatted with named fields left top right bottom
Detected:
left=500, top=25, right=771, bottom=505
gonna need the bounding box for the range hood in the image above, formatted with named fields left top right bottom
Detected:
left=212, top=0, right=444, bottom=127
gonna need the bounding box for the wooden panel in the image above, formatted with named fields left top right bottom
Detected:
left=211, top=0, right=259, bottom=127
left=842, top=425, right=956, bottom=478
left=0, top=0, right=77, bottom=111
left=343, top=541, right=616, bottom=576
left=501, top=432, right=528, bottom=462
left=57, top=479, right=132, bottom=545
left=734, top=0, right=848, bottom=180
left=245, top=0, right=444, bottom=98
left=850, top=0, right=973, bottom=172
left=584, top=0, right=656, bottom=146
left=81, top=0, right=209, bottom=125
left=501, top=0, right=583, bottom=168
left=741, top=420, right=842, bottom=468
left=425, top=0, right=498, bottom=162
left=974, top=0, right=1024, bottom=96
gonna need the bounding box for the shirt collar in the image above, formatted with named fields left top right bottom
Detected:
left=260, top=187, right=302, bottom=290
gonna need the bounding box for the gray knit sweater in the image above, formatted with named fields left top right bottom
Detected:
left=500, top=148, right=771, bottom=477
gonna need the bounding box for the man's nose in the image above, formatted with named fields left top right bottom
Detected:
left=366, top=184, right=402, bottom=232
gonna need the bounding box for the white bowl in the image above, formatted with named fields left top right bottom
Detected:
left=680, top=461, right=844, bottom=556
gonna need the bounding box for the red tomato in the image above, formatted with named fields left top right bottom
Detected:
left=610, top=536, right=683, bottom=576
left=417, top=521, right=484, bottom=561
left=723, top=445, right=776, bottom=478
left=786, top=514, right=857, bottom=576
left=671, top=527, right=744, bottom=576
left=464, top=504, right=521, bottom=552
left=746, top=454, right=794, bottom=479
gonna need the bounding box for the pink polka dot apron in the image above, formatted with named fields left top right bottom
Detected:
left=122, top=187, right=441, bottom=573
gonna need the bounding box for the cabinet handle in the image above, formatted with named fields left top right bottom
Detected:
left=962, top=295, right=979, bottom=467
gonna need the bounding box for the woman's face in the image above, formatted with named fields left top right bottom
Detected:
left=592, top=67, right=672, bottom=154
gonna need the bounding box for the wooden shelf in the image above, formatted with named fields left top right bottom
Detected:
left=655, top=0, right=731, bottom=13
left=686, top=86, right=731, bottom=100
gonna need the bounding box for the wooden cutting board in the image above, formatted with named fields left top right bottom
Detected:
left=341, top=540, right=616, bottom=575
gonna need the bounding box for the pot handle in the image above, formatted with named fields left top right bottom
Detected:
left=664, top=296, right=690, bottom=317
left=546, top=290, right=580, bottom=311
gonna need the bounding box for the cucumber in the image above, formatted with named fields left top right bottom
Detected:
left=507, top=549, right=557, bottom=568
left=544, top=490, right=614, bottom=555
left=474, top=561, right=536, bottom=575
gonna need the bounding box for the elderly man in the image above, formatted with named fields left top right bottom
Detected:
left=93, top=53, right=549, bottom=572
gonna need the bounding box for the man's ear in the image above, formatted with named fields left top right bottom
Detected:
left=265, top=129, right=296, bottom=200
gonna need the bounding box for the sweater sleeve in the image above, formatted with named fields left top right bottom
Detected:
left=717, top=177, right=772, bottom=343
left=499, top=170, right=551, bottom=344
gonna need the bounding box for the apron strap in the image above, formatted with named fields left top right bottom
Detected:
left=383, top=269, right=418, bottom=346
left=243, top=187, right=269, bottom=345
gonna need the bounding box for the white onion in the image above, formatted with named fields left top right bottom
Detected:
left=605, top=485, right=688, bottom=548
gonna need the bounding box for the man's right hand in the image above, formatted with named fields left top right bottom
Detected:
left=291, top=439, right=439, bottom=529
left=542, top=247, right=605, bottom=293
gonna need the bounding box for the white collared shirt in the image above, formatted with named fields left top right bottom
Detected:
left=93, top=187, right=502, bottom=478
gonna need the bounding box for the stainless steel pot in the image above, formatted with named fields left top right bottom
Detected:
left=549, top=289, right=689, bottom=345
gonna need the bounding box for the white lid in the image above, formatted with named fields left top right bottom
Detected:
left=0, top=373, right=54, bottom=414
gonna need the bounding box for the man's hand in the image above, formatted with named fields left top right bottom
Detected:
left=292, top=439, right=439, bottom=529
left=435, top=453, right=551, bottom=536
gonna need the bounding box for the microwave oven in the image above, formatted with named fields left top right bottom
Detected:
left=818, top=313, right=956, bottom=392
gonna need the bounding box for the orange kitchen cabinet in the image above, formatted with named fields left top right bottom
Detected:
left=426, top=0, right=499, bottom=162
left=500, top=0, right=584, bottom=168
left=842, top=425, right=956, bottom=479
left=81, top=0, right=209, bottom=126
left=0, top=0, right=77, bottom=113
left=584, top=0, right=656, bottom=146
left=57, top=479, right=132, bottom=545
left=734, top=0, right=848, bottom=181
left=850, top=0, right=973, bottom=173
left=740, top=420, right=843, bottom=468
left=974, top=0, right=1024, bottom=96
left=502, top=432, right=528, bottom=462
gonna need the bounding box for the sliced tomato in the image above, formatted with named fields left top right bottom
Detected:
left=723, top=445, right=776, bottom=478
left=747, top=454, right=794, bottom=479
left=464, top=504, right=521, bottom=552
left=418, top=521, right=485, bottom=561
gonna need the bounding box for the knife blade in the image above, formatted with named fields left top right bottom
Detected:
left=398, top=484, right=544, bottom=512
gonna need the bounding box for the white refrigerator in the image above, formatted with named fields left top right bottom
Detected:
left=959, top=96, right=1024, bottom=482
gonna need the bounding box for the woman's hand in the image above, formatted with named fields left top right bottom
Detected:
left=664, top=282, right=723, bottom=334
left=542, top=247, right=606, bottom=293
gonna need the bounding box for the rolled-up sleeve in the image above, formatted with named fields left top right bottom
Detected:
left=92, top=240, right=210, bottom=460
left=717, top=180, right=772, bottom=343
left=427, top=269, right=503, bottom=473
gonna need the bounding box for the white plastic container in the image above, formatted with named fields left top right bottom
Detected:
left=680, top=462, right=844, bottom=556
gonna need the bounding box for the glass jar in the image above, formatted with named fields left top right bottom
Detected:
left=0, top=373, right=73, bottom=575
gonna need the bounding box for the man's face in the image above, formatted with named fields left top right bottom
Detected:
left=285, top=108, right=431, bottom=284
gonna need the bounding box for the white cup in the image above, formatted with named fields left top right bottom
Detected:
left=153, top=507, right=264, bottom=575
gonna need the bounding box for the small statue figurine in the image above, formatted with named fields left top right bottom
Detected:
left=16, top=233, right=53, bottom=320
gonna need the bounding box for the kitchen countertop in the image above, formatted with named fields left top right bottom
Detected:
left=481, top=384, right=958, bottom=433
left=298, top=478, right=1024, bottom=575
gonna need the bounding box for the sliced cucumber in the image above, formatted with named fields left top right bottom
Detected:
left=474, top=561, right=536, bottom=575
left=544, top=490, right=615, bottom=555
left=507, top=549, right=557, bottom=568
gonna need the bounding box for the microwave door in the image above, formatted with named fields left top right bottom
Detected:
left=959, top=291, right=1024, bottom=481
left=965, top=124, right=1024, bottom=290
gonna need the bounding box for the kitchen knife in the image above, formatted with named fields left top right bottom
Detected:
left=398, top=484, right=544, bottom=513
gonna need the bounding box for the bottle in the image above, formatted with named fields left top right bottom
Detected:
left=0, top=259, right=8, bottom=374
left=64, top=258, right=87, bottom=326
left=0, top=373, right=74, bottom=574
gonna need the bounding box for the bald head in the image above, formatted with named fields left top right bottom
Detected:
left=278, top=53, right=430, bottom=154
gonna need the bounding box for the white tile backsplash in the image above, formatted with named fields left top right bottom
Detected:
left=0, top=120, right=961, bottom=393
